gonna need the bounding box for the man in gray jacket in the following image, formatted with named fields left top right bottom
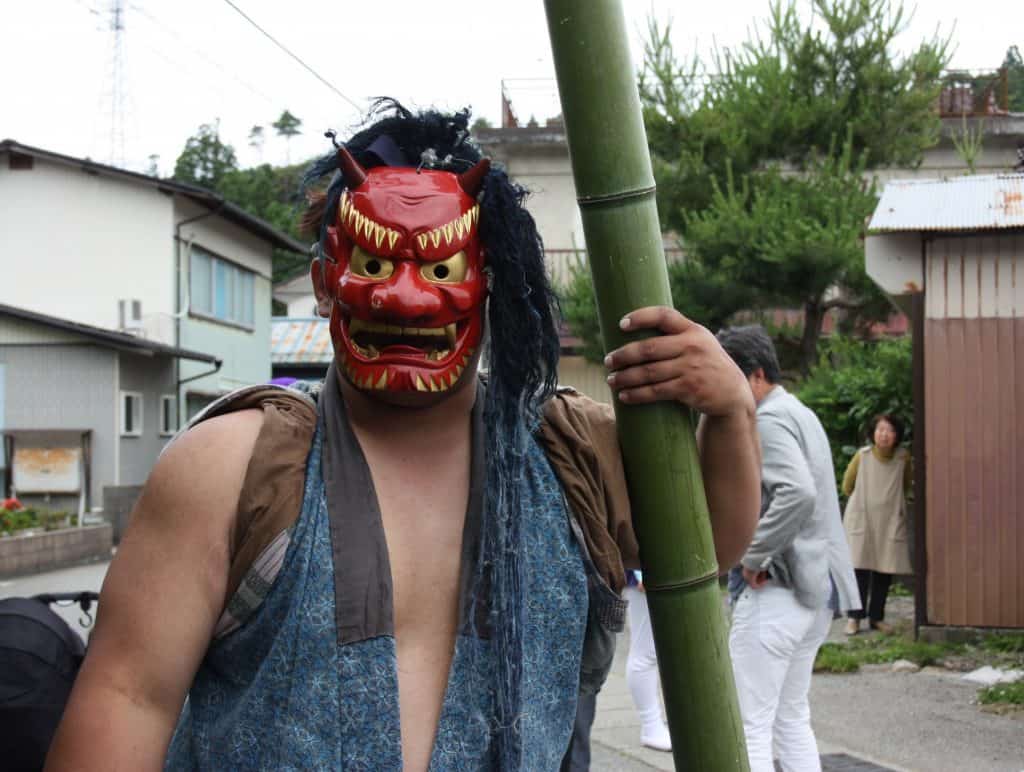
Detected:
left=718, top=326, right=860, bottom=772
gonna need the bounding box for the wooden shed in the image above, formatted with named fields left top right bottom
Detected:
left=866, top=174, right=1024, bottom=632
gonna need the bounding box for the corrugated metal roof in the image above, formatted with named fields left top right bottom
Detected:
left=869, top=174, right=1024, bottom=232
left=271, top=318, right=334, bottom=364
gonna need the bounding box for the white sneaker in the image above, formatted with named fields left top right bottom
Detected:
left=640, top=722, right=672, bottom=752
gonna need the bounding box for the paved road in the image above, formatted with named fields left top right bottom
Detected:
left=0, top=559, right=108, bottom=641
left=593, top=611, right=1023, bottom=772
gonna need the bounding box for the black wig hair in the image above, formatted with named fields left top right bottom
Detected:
left=302, top=99, right=561, bottom=769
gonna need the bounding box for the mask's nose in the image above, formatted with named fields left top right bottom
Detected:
left=368, top=261, right=443, bottom=321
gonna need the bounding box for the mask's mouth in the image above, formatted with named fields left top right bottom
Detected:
left=346, top=318, right=462, bottom=363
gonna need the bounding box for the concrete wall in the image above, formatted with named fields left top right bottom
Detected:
left=102, top=484, right=143, bottom=543
left=0, top=523, right=113, bottom=578
left=117, top=352, right=176, bottom=486
left=0, top=342, right=116, bottom=506
left=875, top=132, right=1023, bottom=185
left=0, top=157, right=176, bottom=343
left=499, top=149, right=584, bottom=253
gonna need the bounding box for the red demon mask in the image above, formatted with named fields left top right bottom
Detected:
left=320, top=148, right=490, bottom=394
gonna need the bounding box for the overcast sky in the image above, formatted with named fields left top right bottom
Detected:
left=3, top=1, right=1020, bottom=175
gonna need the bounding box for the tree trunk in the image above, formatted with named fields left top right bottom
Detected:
left=544, top=2, right=749, bottom=769
left=800, top=299, right=825, bottom=374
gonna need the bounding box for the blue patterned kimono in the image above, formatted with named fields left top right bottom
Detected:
left=166, top=386, right=588, bottom=771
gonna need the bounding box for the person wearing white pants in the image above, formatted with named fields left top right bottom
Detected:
left=717, top=326, right=861, bottom=772
left=729, top=584, right=833, bottom=771
left=623, top=573, right=671, bottom=752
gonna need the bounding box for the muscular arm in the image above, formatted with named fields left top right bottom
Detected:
left=604, top=306, right=760, bottom=571
left=697, top=408, right=761, bottom=569
left=45, top=410, right=262, bottom=771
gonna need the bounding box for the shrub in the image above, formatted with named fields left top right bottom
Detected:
left=0, top=507, right=76, bottom=536
left=796, top=335, right=913, bottom=480
left=977, top=680, right=1024, bottom=705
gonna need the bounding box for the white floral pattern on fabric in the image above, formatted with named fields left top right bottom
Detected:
left=167, top=414, right=587, bottom=770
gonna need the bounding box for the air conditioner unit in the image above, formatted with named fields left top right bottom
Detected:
left=118, top=299, right=144, bottom=335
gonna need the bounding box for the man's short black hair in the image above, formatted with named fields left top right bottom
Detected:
left=716, top=325, right=782, bottom=384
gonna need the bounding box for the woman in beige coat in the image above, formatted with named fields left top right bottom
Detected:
left=842, top=414, right=912, bottom=635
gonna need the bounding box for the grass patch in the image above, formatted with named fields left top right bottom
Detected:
left=814, top=633, right=962, bottom=673
left=977, top=680, right=1024, bottom=706
left=858, top=636, right=953, bottom=667
left=888, top=581, right=913, bottom=598
left=814, top=643, right=861, bottom=673
left=978, top=634, right=1024, bottom=656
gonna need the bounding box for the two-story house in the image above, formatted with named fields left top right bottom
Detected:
left=0, top=140, right=304, bottom=514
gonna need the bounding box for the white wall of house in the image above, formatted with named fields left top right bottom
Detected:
left=275, top=270, right=318, bottom=318
left=0, top=157, right=176, bottom=343
left=177, top=200, right=274, bottom=406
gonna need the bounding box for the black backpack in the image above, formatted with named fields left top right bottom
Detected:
left=0, top=592, right=97, bottom=771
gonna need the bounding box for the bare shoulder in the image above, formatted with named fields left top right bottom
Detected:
left=44, top=409, right=266, bottom=768
left=107, top=408, right=265, bottom=605
left=108, top=406, right=265, bottom=617
left=143, top=409, right=264, bottom=522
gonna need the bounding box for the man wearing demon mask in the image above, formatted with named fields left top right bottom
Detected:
left=47, top=103, right=760, bottom=771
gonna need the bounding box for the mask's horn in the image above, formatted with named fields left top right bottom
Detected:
left=458, top=158, right=490, bottom=197
left=336, top=145, right=367, bottom=190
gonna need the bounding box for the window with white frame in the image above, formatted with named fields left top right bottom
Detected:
left=190, top=247, right=255, bottom=328
left=121, top=391, right=143, bottom=437
left=159, top=395, right=177, bottom=436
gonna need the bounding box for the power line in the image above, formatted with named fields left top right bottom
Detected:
left=219, top=0, right=362, bottom=112
left=132, top=4, right=281, bottom=108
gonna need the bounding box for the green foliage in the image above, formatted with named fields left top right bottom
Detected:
left=888, top=580, right=912, bottom=597
left=814, top=643, right=861, bottom=673
left=682, top=140, right=882, bottom=330
left=273, top=110, right=303, bottom=164
left=1004, top=45, right=1024, bottom=112
left=173, top=119, right=316, bottom=283
left=643, top=0, right=950, bottom=213
left=979, top=634, right=1024, bottom=656
left=950, top=115, right=985, bottom=174
left=173, top=122, right=239, bottom=189
left=797, top=334, right=912, bottom=477
left=272, top=110, right=303, bottom=139
left=0, top=508, right=75, bottom=536
left=814, top=632, right=959, bottom=672
left=667, top=258, right=758, bottom=334
left=217, top=162, right=311, bottom=282
left=977, top=680, right=1024, bottom=706
left=621, top=0, right=952, bottom=371
left=560, top=258, right=606, bottom=363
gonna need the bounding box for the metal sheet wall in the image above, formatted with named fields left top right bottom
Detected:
left=925, top=233, right=1024, bottom=628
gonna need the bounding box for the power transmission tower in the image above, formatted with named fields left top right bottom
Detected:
left=103, top=0, right=128, bottom=167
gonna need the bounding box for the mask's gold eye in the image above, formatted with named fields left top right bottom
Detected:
left=350, top=245, right=394, bottom=281
left=420, top=251, right=468, bottom=284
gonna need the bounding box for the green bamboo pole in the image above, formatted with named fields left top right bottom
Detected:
left=544, top=3, right=749, bottom=769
